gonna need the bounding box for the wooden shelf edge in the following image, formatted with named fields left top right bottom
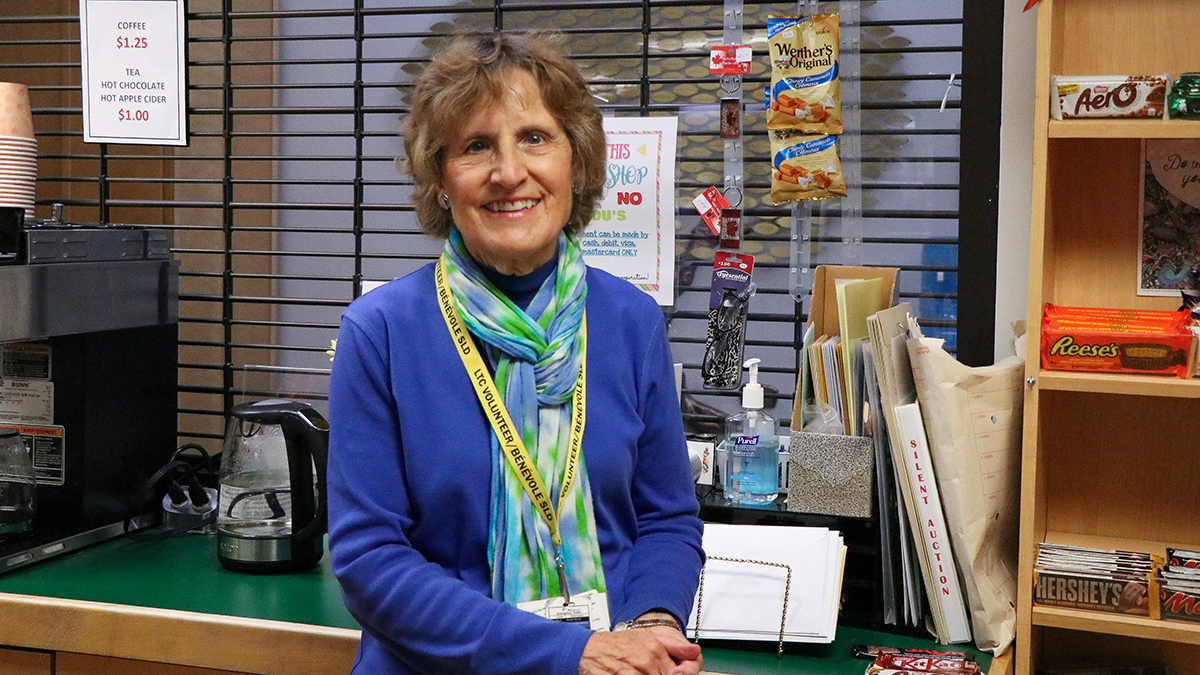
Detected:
left=988, top=647, right=1014, bottom=675
left=0, top=592, right=361, bottom=675
left=1048, top=119, right=1200, bottom=138
left=1032, top=605, right=1200, bottom=645
left=1035, top=370, right=1200, bottom=398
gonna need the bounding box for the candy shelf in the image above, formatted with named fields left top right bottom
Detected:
left=1029, top=529, right=1200, bottom=650
left=1031, top=531, right=1200, bottom=645
left=1048, top=119, right=1200, bottom=139
left=1031, top=607, right=1200, bottom=646
left=1018, top=0, right=1200, bottom=672
left=1035, top=371, right=1200, bottom=398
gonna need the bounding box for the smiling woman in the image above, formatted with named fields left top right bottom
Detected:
left=326, top=31, right=706, bottom=675
left=402, top=33, right=607, bottom=242
left=439, top=70, right=575, bottom=275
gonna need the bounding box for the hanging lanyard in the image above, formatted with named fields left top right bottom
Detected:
left=434, top=258, right=586, bottom=603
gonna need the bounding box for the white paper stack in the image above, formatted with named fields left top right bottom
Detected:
left=686, top=523, right=846, bottom=644
left=0, top=82, right=35, bottom=218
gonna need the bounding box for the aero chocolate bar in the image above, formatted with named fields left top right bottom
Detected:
left=1051, top=75, right=1168, bottom=120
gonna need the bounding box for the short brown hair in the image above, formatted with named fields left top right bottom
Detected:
left=402, top=32, right=605, bottom=239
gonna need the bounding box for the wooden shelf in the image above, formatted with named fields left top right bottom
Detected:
left=1032, top=606, right=1200, bottom=645
left=1021, top=0, right=1200, bottom=671
left=1033, top=533, right=1200, bottom=644
left=1048, top=119, right=1200, bottom=139
left=1036, top=370, right=1200, bottom=398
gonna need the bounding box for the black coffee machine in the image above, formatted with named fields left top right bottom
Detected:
left=0, top=206, right=178, bottom=570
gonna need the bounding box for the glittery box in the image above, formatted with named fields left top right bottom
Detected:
left=785, top=432, right=874, bottom=518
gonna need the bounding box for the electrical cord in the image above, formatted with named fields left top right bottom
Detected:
left=124, top=445, right=219, bottom=542
left=173, top=443, right=214, bottom=508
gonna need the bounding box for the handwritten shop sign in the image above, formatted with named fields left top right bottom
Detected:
left=582, top=117, right=677, bottom=306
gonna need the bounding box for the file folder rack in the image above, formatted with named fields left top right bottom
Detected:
left=693, top=556, right=792, bottom=657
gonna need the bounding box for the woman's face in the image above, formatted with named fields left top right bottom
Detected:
left=440, top=69, right=574, bottom=275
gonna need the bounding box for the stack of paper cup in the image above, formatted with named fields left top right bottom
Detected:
left=0, top=82, right=35, bottom=219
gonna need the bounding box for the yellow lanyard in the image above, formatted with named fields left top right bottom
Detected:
left=434, top=258, right=586, bottom=601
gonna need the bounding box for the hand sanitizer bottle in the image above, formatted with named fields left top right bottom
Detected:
left=719, top=358, right=779, bottom=504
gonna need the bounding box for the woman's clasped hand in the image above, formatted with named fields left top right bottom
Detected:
left=580, top=613, right=703, bottom=675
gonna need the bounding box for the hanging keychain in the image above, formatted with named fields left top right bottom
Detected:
left=719, top=74, right=743, bottom=141
left=718, top=185, right=742, bottom=251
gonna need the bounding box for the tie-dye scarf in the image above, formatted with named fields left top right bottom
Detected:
left=441, top=227, right=607, bottom=604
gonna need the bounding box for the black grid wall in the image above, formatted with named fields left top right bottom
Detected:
left=0, top=0, right=988, bottom=448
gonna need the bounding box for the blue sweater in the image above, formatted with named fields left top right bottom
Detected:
left=327, top=263, right=704, bottom=675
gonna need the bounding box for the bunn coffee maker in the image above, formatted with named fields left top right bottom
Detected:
left=0, top=206, right=178, bottom=570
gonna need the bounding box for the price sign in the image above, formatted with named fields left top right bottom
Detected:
left=79, top=0, right=187, bottom=146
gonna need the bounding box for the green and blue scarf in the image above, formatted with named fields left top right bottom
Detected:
left=441, top=227, right=607, bottom=605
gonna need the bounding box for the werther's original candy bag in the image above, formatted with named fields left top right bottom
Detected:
left=767, top=14, right=842, bottom=134
left=770, top=130, right=846, bottom=203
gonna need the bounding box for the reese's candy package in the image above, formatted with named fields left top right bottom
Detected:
left=767, top=14, right=842, bottom=135
left=770, top=129, right=846, bottom=203
left=1040, top=304, right=1196, bottom=378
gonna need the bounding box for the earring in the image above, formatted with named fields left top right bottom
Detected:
left=440, top=194, right=450, bottom=209
left=571, top=182, right=579, bottom=194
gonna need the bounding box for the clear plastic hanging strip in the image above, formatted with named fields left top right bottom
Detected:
left=722, top=0, right=744, bottom=226
left=788, top=0, right=862, bottom=304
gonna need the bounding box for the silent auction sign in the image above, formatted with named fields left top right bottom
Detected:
left=79, top=0, right=188, bottom=146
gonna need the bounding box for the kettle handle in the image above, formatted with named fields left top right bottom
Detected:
left=278, top=409, right=329, bottom=555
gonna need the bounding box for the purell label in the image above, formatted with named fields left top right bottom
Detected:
left=732, top=435, right=759, bottom=457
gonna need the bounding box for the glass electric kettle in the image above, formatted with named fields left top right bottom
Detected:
left=217, top=399, right=328, bottom=573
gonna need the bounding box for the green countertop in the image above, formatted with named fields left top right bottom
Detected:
left=0, top=534, right=993, bottom=674
left=0, top=534, right=359, bottom=631
left=702, top=627, right=993, bottom=674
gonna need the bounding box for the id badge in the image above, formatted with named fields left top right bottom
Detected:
left=516, top=589, right=611, bottom=631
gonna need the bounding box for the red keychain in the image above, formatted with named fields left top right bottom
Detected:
left=718, top=186, right=743, bottom=250
left=720, top=97, right=740, bottom=140
left=692, top=186, right=730, bottom=236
